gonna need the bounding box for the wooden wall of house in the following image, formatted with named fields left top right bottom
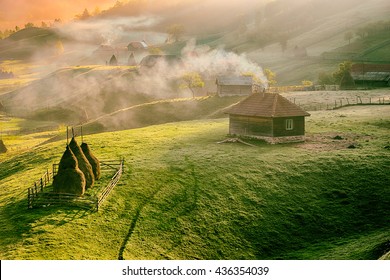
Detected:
left=272, top=116, right=305, bottom=137
left=218, top=85, right=252, bottom=96
left=229, top=115, right=273, bottom=136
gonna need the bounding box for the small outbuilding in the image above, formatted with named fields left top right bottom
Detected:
left=216, top=76, right=253, bottom=97
left=225, top=92, right=310, bottom=143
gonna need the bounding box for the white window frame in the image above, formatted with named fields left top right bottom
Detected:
left=286, top=119, right=293, bottom=130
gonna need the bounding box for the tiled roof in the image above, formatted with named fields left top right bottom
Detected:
left=225, top=93, right=310, bottom=117
left=216, top=76, right=252, bottom=86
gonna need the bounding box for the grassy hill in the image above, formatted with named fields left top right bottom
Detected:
left=1, top=65, right=144, bottom=121
left=0, top=27, right=64, bottom=60
left=0, top=104, right=389, bottom=260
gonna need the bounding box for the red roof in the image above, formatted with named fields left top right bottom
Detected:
left=225, top=93, right=310, bottom=118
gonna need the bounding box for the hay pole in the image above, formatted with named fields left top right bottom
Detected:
left=66, top=126, right=69, bottom=146
left=81, top=125, right=84, bottom=143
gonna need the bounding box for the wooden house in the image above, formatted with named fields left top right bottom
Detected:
left=216, top=76, right=253, bottom=96
left=225, top=92, right=310, bottom=143
left=351, top=63, right=390, bottom=87
left=127, top=41, right=148, bottom=52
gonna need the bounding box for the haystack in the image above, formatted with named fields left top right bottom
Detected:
left=127, top=52, right=136, bottom=66
left=0, top=139, right=7, bottom=153
left=109, top=54, right=118, bottom=66
left=340, top=71, right=356, bottom=90
left=69, top=137, right=95, bottom=189
left=53, top=146, right=85, bottom=196
left=81, top=142, right=101, bottom=180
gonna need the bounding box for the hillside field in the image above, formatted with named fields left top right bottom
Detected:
left=0, top=103, right=389, bottom=260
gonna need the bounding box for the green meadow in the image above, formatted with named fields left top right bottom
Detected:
left=0, top=104, right=389, bottom=260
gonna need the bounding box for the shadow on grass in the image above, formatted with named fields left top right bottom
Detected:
left=0, top=194, right=92, bottom=251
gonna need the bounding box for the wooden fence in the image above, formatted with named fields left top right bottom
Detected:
left=97, top=161, right=123, bottom=210
left=27, top=159, right=124, bottom=211
left=289, top=96, right=390, bottom=112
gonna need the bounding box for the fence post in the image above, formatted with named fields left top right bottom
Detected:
left=40, top=178, right=43, bottom=191
left=28, top=188, right=31, bottom=209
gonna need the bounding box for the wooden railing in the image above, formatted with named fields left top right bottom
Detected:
left=27, top=159, right=124, bottom=211
left=97, top=160, right=124, bottom=210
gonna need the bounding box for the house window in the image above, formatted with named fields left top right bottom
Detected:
left=286, top=119, right=293, bottom=130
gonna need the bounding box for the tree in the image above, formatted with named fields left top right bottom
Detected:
left=114, top=1, right=123, bottom=8
left=149, top=47, right=163, bottom=55
left=167, top=24, right=184, bottom=42
left=332, top=61, right=352, bottom=85
left=344, top=31, right=353, bottom=45
left=24, top=22, right=34, bottom=28
left=301, top=80, right=313, bottom=87
left=318, top=72, right=334, bottom=85
left=264, top=68, right=277, bottom=86
left=41, top=21, right=48, bottom=28
left=355, top=27, right=367, bottom=39
left=15, top=26, right=20, bottom=32
left=76, top=8, right=91, bottom=20
left=93, top=7, right=101, bottom=16
left=180, top=72, right=204, bottom=98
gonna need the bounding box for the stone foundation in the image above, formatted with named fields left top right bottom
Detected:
left=231, top=134, right=306, bottom=144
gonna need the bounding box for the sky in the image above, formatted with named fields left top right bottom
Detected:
left=0, top=0, right=116, bottom=30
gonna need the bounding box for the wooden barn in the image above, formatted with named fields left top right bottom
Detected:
left=216, top=76, right=253, bottom=96
left=351, top=63, right=390, bottom=87
left=225, top=92, right=310, bottom=143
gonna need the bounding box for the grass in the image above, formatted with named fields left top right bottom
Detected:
left=0, top=114, right=61, bottom=162
left=0, top=104, right=389, bottom=260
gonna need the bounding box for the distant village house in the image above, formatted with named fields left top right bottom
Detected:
left=127, top=40, right=148, bottom=52
left=216, top=76, right=253, bottom=96
left=225, top=92, right=310, bottom=144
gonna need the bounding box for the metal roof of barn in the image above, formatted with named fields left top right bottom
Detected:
left=216, top=76, right=253, bottom=86
left=352, top=72, right=390, bottom=82
left=225, top=92, right=310, bottom=118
